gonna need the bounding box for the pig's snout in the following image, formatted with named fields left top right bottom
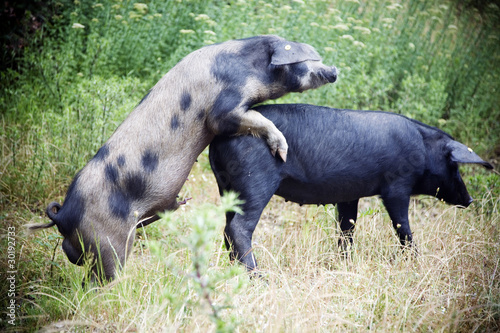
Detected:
left=457, top=196, right=473, bottom=208
left=325, top=66, right=338, bottom=83
left=62, top=238, right=84, bottom=266
left=314, top=65, right=337, bottom=83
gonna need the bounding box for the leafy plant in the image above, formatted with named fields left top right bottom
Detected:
left=151, top=191, right=246, bottom=332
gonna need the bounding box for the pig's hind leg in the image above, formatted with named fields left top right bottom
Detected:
left=224, top=174, right=281, bottom=272
left=224, top=210, right=262, bottom=271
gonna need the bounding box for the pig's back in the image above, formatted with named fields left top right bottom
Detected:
left=254, top=104, right=427, bottom=203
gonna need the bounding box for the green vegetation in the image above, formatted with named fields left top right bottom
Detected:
left=1, top=0, right=498, bottom=331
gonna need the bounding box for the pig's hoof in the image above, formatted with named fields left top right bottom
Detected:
left=267, top=130, right=288, bottom=162
left=278, top=148, right=287, bottom=162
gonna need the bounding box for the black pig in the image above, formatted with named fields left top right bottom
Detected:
left=209, top=104, right=493, bottom=271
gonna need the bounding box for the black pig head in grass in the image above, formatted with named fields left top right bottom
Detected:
left=28, top=36, right=338, bottom=283
left=209, top=104, right=493, bottom=271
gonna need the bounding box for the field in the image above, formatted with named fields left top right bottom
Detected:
left=1, top=0, right=499, bottom=331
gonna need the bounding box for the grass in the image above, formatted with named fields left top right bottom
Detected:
left=1, top=0, right=499, bottom=331
left=5, top=155, right=499, bottom=332
left=3, top=153, right=500, bottom=332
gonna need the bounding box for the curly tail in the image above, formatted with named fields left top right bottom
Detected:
left=45, top=202, right=61, bottom=221
left=25, top=202, right=61, bottom=233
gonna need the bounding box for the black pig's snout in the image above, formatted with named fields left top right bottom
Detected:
left=457, top=196, right=473, bottom=208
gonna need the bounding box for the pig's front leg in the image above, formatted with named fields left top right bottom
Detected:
left=382, top=195, right=415, bottom=249
left=208, top=103, right=288, bottom=161
left=236, top=109, right=288, bottom=162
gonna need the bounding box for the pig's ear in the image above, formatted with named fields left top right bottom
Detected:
left=447, top=140, right=493, bottom=169
left=271, top=41, right=322, bottom=66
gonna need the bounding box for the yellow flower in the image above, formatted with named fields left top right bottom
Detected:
left=353, top=41, right=365, bottom=48
left=332, top=23, right=349, bottom=31
left=115, top=15, right=123, bottom=20
left=340, top=34, right=354, bottom=41
left=133, top=3, right=148, bottom=14
left=72, top=23, right=85, bottom=29
left=129, top=12, right=142, bottom=19
left=195, top=14, right=210, bottom=21
left=354, top=26, right=371, bottom=34
left=347, top=17, right=363, bottom=24
left=179, top=29, right=195, bottom=34
left=387, top=3, right=403, bottom=10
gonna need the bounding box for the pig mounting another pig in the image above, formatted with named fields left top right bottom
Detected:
left=28, top=36, right=338, bottom=282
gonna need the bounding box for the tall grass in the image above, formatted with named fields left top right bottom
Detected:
left=0, top=0, right=498, bottom=331
left=6, top=160, right=498, bottom=332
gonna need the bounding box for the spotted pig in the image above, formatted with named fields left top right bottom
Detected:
left=29, top=36, right=338, bottom=282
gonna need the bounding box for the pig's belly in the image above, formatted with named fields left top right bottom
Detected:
left=275, top=177, right=380, bottom=205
